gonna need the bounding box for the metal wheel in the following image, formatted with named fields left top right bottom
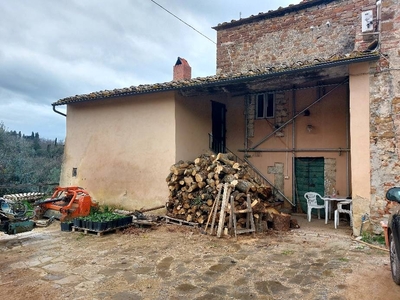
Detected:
left=390, top=232, right=400, bottom=285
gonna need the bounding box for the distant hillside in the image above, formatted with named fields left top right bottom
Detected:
left=0, top=122, right=64, bottom=195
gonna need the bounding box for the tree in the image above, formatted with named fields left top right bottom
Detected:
left=0, top=124, right=64, bottom=195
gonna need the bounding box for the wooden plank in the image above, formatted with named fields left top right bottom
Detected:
left=164, top=216, right=199, bottom=227
left=204, top=192, right=218, bottom=234
left=210, top=184, right=223, bottom=235
left=217, top=183, right=232, bottom=238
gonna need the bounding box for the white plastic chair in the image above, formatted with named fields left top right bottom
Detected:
left=304, top=192, right=325, bottom=222
left=334, top=200, right=353, bottom=229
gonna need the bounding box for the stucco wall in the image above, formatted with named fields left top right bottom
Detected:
left=175, top=94, right=211, bottom=161
left=215, top=0, right=373, bottom=74
left=174, top=93, right=246, bottom=162
left=60, top=92, right=176, bottom=210
left=246, top=82, right=350, bottom=204
left=349, top=62, right=372, bottom=235
left=214, top=94, right=246, bottom=159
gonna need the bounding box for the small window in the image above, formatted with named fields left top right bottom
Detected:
left=256, top=92, right=275, bottom=119
left=72, top=168, right=77, bottom=177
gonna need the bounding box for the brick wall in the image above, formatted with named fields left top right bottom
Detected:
left=215, top=0, right=374, bottom=74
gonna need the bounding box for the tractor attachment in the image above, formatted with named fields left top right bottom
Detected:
left=34, top=186, right=97, bottom=222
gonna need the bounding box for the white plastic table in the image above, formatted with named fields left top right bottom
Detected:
left=322, top=197, right=351, bottom=224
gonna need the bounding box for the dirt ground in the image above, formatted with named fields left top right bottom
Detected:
left=0, top=214, right=399, bottom=300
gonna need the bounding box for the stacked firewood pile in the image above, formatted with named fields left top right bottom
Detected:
left=166, top=152, right=278, bottom=228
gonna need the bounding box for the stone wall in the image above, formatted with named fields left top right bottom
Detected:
left=215, top=0, right=373, bottom=74
left=215, top=0, right=400, bottom=234
left=369, top=0, right=400, bottom=233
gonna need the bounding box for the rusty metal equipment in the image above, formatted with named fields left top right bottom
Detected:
left=0, top=198, right=35, bottom=234
left=34, top=186, right=97, bottom=222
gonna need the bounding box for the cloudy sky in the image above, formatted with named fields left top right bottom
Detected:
left=0, top=0, right=301, bottom=141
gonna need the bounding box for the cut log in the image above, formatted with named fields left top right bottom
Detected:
left=170, top=165, right=185, bottom=176
left=195, top=172, right=207, bottom=183
left=201, top=193, right=212, bottom=200
left=231, top=179, right=238, bottom=186
left=273, top=213, right=291, bottom=231
left=184, top=176, right=194, bottom=186
left=214, top=164, right=223, bottom=175
left=222, top=174, right=236, bottom=184
left=235, top=180, right=254, bottom=193
left=232, top=162, right=240, bottom=170
left=166, top=153, right=273, bottom=228
left=166, top=173, right=173, bottom=182
left=187, top=183, right=198, bottom=193
left=213, top=152, right=236, bottom=166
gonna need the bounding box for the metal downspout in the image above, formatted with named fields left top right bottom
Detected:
left=245, top=95, right=249, bottom=154
left=292, top=86, right=296, bottom=210
left=52, top=104, right=66, bottom=117
left=346, top=86, right=350, bottom=197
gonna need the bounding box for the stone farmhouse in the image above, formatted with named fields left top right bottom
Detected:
left=53, top=0, right=400, bottom=235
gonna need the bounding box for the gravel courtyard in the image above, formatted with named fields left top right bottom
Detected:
left=0, top=214, right=398, bottom=300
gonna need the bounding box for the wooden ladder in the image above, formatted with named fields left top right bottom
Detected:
left=231, top=194, right=256, bottom=239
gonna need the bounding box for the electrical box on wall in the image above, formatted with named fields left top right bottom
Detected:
left=361, top=10, right=373, bottom=32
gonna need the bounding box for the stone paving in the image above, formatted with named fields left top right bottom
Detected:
left=0, top=215, right=395, bottom=300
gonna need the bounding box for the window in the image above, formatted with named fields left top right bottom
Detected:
left=72, top=168, right=77, bottom=177
left=256, top=92, right=275, bottom=119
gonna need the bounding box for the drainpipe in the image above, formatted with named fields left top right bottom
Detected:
left=376, top=0, right=382, bottom=45
left=346, top=87, right=350, bottom=197
left=291, top=86, right=296, bottom=210
left=52, top=104, right=66, bottom=117
left=245, top=95, right=249, bottom=152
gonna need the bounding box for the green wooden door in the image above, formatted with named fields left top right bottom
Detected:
left=295, top=157, right=325, bottom=215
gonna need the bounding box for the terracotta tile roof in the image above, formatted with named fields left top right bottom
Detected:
left=52, top=51, right=379, bottom=106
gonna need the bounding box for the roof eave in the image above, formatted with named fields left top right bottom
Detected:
left=52, top=53, right=379, bottom=107
left=212, top=0, right=336, bottom=31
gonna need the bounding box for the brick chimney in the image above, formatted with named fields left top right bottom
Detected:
left=173, top=57, right=191, bottom=81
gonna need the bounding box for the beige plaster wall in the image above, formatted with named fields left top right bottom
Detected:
left=60, top=92, right=176, bottom=210
left=349, top=62, right=371, bottom=235
left=174, top=93, right=246, bottom=162
left=225, top=96, right=246, bottom=158
left=247, top=83, right=350, bottom=204
left=214, top=95, right=246, bottom=159
left=175, top=94, right=211, bottom=161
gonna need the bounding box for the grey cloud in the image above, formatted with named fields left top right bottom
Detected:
left=0, top=0, right=300, bottom=140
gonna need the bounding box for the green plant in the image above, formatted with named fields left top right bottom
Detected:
left=76, top=233, right=85, bottom=240
left=282, top=250, right=294, bottom=255
left=361, top=232, right=386, bottom=245
left=22, top=200, right=34, bottom=218
left=190, top=197, right=203, bottom=206
left=82, top=207, right=124, bottom=223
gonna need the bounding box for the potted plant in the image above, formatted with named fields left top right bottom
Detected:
left=61, top=221, right=73, bottom=231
